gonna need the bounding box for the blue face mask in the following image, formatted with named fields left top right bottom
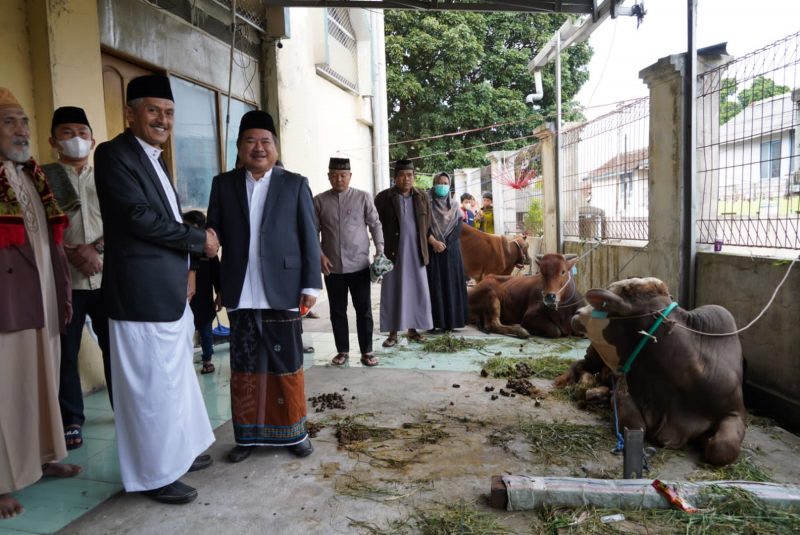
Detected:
left=433, top=184, right=450, bottom=198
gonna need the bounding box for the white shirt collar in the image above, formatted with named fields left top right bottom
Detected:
left=245, top=167, right=274, bottom=184
left=134, top=136, right=163, bottom=159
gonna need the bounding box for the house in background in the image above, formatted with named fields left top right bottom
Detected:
left=1, top=0, right=389, bottom=390
left=716, top=91, right=800, bottom=215
left=581, top=147, right=649, bottom=221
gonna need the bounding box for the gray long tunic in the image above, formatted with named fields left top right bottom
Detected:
left=379, top=195, right=433, bottom=332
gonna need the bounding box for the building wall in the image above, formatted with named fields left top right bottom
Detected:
left=272, top=8, right=381, bottom=197
left=0, top=0, right=38, bottom=152
left=97, top=0, right=259, bottom=107
left=696, top=252, right=800, bottom=429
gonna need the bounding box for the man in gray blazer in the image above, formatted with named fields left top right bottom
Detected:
left=206, top=110, right=321, bottom=463
left=94, top=75, right=218, bottom=504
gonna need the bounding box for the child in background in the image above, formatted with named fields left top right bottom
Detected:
left=183, top=210, right=221, bottom=374
left=460, top=193, right=476, bottom=226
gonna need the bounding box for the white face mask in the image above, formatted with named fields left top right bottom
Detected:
left=58, top=136, right=93, bottom=159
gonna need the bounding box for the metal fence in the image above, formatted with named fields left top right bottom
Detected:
left=696, top=31, right=800, bottom=250
left=560, top=97, right=650, bottom=241
left=498, top=144, right=544, bottom=235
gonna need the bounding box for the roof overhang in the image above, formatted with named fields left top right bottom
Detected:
left=262, top=0, right=602, bottom=15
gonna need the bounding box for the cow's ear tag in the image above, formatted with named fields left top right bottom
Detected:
left=571, top=266, right=578, bottom=275
left=591, top=310, right=609, bottom=319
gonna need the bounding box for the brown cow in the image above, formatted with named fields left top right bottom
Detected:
left=460, top=224, right=528, bottom=282
left=567, top=277, right=745, bottom=466
left=467, top=253, right=583, bottom=338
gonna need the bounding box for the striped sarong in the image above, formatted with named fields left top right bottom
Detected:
left=228, top=309, right=308, bottom=446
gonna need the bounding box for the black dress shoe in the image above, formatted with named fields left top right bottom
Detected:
left=142, top=480, right=197, bottom=504
left=287, top=438, right=314, bottom=457
left=228, top=445, right=253, bottom=463
left=188, top=454, right=213, bottom=472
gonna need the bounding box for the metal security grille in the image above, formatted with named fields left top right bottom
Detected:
left=320, top=8, right=358, bottom=91
left=560, top=97, right=650, bottom=241
left=697, top=31, right=800, bottom=250
left=212, top=0, right=266, bottom=33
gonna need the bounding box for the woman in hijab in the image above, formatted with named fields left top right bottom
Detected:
left=426, top=172, right=468, bottom=331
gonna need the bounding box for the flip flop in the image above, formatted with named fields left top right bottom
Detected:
left=382, top=337, right=398, bottom=348
left=331, top=353, right=349, bottom=365
left=360, top=354, right=379, bottom=367
left=200, top=362, right=215, bottom=374
left=64, top=426, right=83, bottom=450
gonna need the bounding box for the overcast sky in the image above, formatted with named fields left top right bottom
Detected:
left=574, top=0, right=800, bottom=118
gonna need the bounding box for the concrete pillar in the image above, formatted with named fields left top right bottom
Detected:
left=453, top=169, right=468, bottom=200
left=535, top=125, right=558, bottom=253
left=640, top=51, right=732, bottom=297
left=640, top=55, right=688, bottom=295
left=27, top=0, right=107, bottom=156
left=487, top=151, right=516, bottom=235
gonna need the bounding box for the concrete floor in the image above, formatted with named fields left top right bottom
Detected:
left=59, top=367, right=800, bottom=535
left=5, top=285, right=800, bottom=534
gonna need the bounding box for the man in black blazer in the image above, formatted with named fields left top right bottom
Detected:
left=206, top=110, right=321, bottom=463
left=94, top=75, right=218, bottom=504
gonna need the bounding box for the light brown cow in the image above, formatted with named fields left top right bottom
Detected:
left=460, top=224, right=528, bottom=282
left=467, top=254, right=582, bottom=338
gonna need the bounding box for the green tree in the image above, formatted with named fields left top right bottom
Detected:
left=385, top=11, right=592, bottom=175
left=719, top=77, right=741, bottom=124
left=737, top=75, right=790, bottom=108
left=720, top=76, right=790, bottom=124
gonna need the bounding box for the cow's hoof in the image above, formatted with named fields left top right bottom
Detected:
left=513, top=326, right=530, bottom=338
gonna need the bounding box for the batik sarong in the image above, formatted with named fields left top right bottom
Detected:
left=229, top=309, right=308, bottom=446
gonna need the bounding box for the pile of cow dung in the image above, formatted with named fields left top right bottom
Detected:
left=309, top=392, right=347, bottom=412
left=505, top=377, right=547, bottom=399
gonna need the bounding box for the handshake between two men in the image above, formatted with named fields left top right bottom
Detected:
left=204, top=228, right=219, bottom=257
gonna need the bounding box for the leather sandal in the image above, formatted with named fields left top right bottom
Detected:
left=360, top=353, right=379, bottom=367
left=382, top=336, right=398, bottom=348
left=331, top=353, right=349, bottom=365
left=407, top=330, right=426, bottom=343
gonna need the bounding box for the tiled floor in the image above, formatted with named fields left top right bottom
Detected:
left=1, top=331, right=586, bottom=534
left=0, top=344, right=238, bottom=535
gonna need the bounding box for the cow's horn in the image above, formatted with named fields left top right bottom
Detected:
left=564, top=254, right=578, bottom=260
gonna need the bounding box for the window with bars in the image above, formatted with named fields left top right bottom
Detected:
left=317, top=8, right=359, bottom=92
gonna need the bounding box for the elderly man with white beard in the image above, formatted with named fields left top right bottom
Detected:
left=0, top=88, right=81, bottom=520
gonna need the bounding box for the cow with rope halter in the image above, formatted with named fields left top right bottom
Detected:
left=467, top=253, right=584, bottom=338
left=559, top=276, right=745, bottom=466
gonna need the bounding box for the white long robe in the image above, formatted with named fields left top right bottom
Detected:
left=0, top=163, right=66, bottom=494
left=109, top=303, right=214, bottom=491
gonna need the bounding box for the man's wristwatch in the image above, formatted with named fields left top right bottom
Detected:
left=93, top=241, right=105, bottom=255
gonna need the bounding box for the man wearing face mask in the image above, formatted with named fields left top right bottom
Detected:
left=42, top=107, right=112, bottom=452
